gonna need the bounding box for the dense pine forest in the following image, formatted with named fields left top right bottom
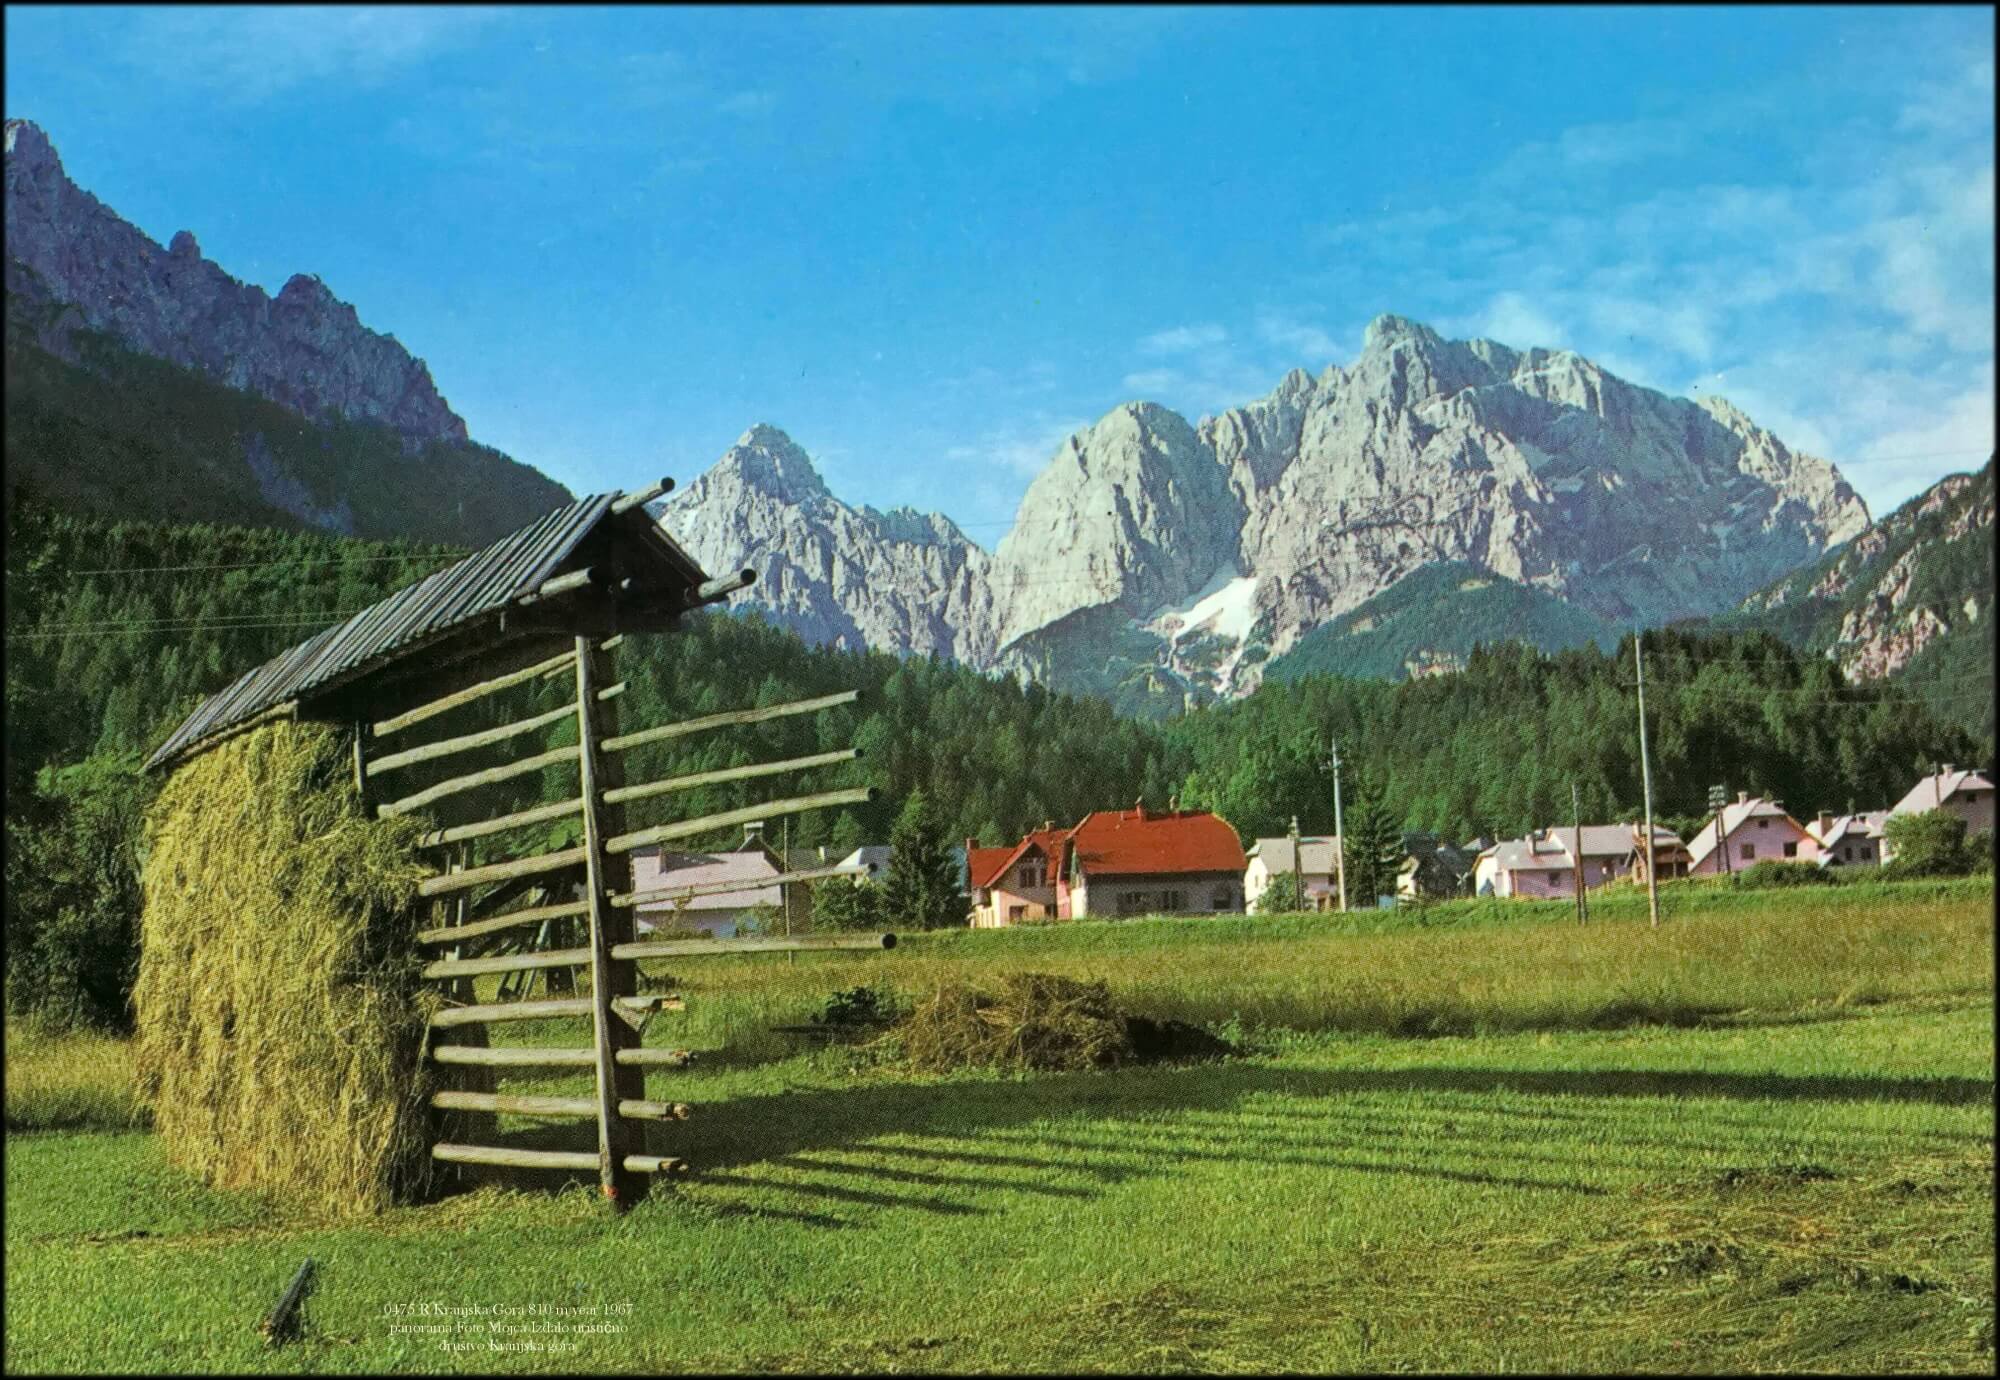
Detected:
left=5, top=495, right=1987, bottom=1027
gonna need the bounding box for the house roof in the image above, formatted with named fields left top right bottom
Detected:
left=1687, top=796, right=1804, bottom=866
left=1809, top=810, right=1890, bottom=849
left=1068, top=808, right=1246, bottom=878
left=631, top=848, right=782, bottom=913
left=837, top=845, right=893, bottom=877
left=1487, top=823, right=1680, bottom=873
left=144, top=489, right=710, bottom=773
left=1889, top=767, right=1995, bottom=818
left=970, top=828, right=1067, bottom=890
left=1248, top=836, right=1342, bottom=876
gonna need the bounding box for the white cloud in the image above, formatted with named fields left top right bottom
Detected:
left=1255, top=311, right=1340, bottom=365
left=120, top=6, right=504, bottom=101
left=1138, top=323, right=1228, bottom=355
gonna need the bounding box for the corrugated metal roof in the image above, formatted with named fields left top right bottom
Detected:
left=146, top=492, right=702, bottom=772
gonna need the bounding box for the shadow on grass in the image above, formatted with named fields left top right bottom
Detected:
left=441, top=1061, right=1993, bottom=1220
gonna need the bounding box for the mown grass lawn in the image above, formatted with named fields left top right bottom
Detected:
left=5, top=880, right=1994, bottom=1373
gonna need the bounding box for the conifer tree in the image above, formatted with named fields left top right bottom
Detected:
left=884, top=787, right=968, bottom=929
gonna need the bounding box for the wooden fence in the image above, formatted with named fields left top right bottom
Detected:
left=352, top=632, right=890, bottom=1207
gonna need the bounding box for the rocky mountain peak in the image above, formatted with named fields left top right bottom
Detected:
left=4, top=119, right=468, bottom=447
left=3, top=118, right=55, bottom=166
left=709, top=423, right=833, bottom=504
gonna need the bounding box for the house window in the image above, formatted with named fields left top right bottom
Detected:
left=1118, top=890, right=1147, bottom=916
left=1757, top=819, right=1768, bottom=829
left=1008, top=905, right=1026, bottom=923
left=1739, top=844, right=1754, bottom=861
left=1211, top=886, right=1233, bottom=910
left=1161, top=890, right=1186, bottom=912
left=1844, top=846, right=1854, bottom=862
left=1018, top=856, right=1047, bottom=888
left=1783, top=842, right=1798, bottom=858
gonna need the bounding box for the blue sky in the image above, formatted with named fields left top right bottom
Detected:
left=6, top=5, right=1993, bottom=539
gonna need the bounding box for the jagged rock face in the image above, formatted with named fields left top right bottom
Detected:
left=989, top=402, right=1246, bottom=650
left=1744, top=464, right=1994, bottom=682
left=660, top=425, right=1001, bottom=662
left=663, top=316, right=1875, bottom=705
left=1204, top=316, right=1870, bottom=692
left=4, top=119, right=466, bottom=447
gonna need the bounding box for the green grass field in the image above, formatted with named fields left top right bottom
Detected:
left=6, top=879, right=1994, bottom=1373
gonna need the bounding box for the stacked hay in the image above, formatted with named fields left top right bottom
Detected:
left=133, top=721, right=436, bottom=1214
left=894, top=973, right=1237, bottom=1073
left=896, top=973, right=1136, bottom=1073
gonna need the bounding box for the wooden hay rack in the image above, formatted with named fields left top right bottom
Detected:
left=145, top=479, right=894, bottom=1209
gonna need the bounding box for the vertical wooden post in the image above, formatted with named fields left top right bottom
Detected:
left=575, top=636, right=646, bottom=1207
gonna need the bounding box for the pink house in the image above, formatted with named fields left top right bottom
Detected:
left=1882, top=765, right=1995, bottom=862
left=967, top=826, right=1069, bottom=928
left=628, top=823, right=785, bottom=938
left=1474, top=823, right=1683, bottom=899
left=1687, top=793, right=1815, bottom=875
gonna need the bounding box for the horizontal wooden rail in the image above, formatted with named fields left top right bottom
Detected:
left=606, top=786, right=875, bottom=855
left=430, top=1045, right=694, bottom=1068
left=422, top=946, right=590, bottom=981
left=416, top=846, right=587, bottom=899
left=367, top=703, right=575, bottom=776
left=428, top=995, right=683, bottom=1028
left=603, top=748, right=859, bottom=808
left=378, top=745, right=581, bottom=819
left=416, top=899, right=588, bottom=946
left=602, top=688, right=860, bottom=754
left=431, top=1091, right=691, bottom=1121
left=514, top=567, right=598, bottom=607
left=597, top=680, right=627, bottom=703
left=417, top=797, right=584, bottom=850
left=610, top=477, right=674, bottom=514
left=614, top=932, right=896, bottom=962
left=614, top=862, right=870, bottom=910
left=431, top=1143, right=688, bottom=1175
left=373, top=648, right=576, bottom=738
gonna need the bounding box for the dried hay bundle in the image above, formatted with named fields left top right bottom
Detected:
left=896, top=972, right=1136, bottom=1073
left=133, top=721, right=436, bottom=1214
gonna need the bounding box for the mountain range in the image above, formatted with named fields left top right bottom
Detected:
left=664, top=315, right=1873, bottom=711
left=6, top=116, right=1986, bottom=737
left=3, top=118, right=569, bottom=545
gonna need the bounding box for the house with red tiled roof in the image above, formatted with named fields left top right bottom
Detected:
left=966, top=824, right=1069, bottom=928
left=967, top=805, right=1248, bottom=925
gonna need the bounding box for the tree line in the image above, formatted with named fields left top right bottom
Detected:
left=6, top=498, right=1987, bottom=1028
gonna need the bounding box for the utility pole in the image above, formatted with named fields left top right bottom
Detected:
left=1327, top=735, right=1348, bottom=913
left=1708, top=783, right=1731, bottom=878
left=1571, top=780, right=1586, bottom=927
left=1634, top=631, right=1661, bottom=928
left=1288, top=814, right=1303, bottom=914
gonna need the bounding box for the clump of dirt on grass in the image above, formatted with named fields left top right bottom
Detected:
left=892, top=972, right=1232, bottom=1073
left=132, top=721, right=437, bottom=1215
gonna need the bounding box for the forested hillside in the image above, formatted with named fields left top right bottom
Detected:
left=1262, top=561, right=1621, bottom=685
left=10, top=497, right=1984, bottom=849
left=1707, top=461, right=1994, bottom=752
left=3, top=312, right=572, bottom=546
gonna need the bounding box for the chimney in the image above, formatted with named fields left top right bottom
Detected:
left=818, top=845, right=828, bottom=864
left=1818, top=812, right=1832, bottom=836
left=1044, top=820, right=1053, bottom=833
left=1133, top=796, right=1146, bottom=820
left=1737, top=790, right=1749, bottom=806
left=1942, top=763, right=1955, bottom=777
left=742, top=820, right=766, bottom=850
